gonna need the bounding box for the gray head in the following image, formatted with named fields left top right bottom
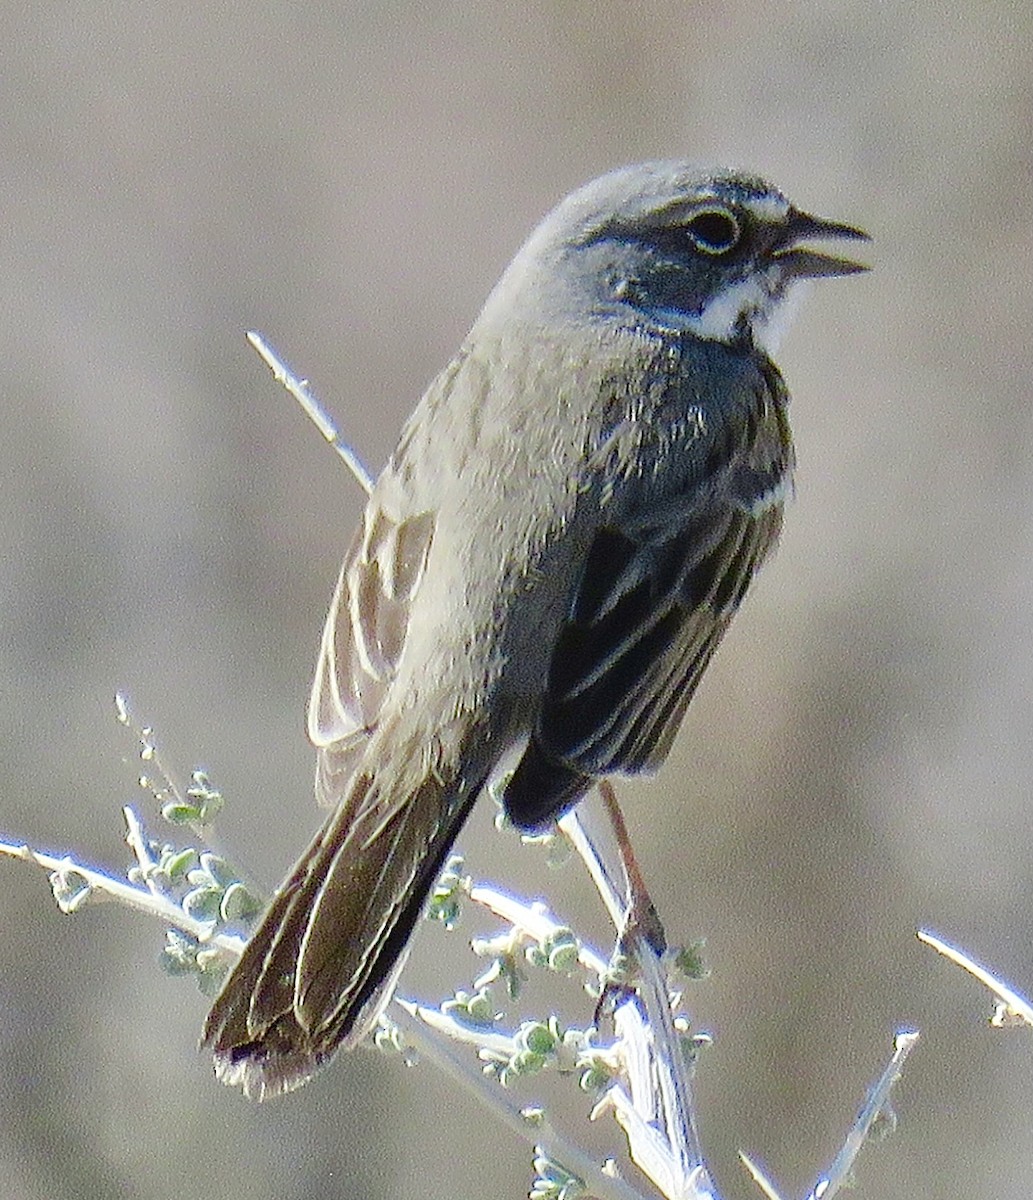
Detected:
left=478, top=161, right=868, bottom=355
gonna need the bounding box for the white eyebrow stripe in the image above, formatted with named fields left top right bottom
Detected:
left=741, top=193, right=790, bottom=221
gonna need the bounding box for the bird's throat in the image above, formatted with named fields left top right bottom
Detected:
left=673, top=273, right=812, bottom=358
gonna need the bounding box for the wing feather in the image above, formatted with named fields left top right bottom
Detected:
left=307, top=505, right=435, bottom=805
left=503, top=358, right=792, bottom=827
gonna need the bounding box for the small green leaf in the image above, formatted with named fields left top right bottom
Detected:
left=199, top=853, right=236, bottom=889
left=671, top=938, right=709, bottom=981
left=161, top=802, right=201, bottom=826
left=49, top=868, right=92, bottom=914
left=186, top=771, right=223, bottom=823
left=473, top=944, right=526, bottom=1000
left=531, top=1148, right=585, bottom=1200
left=427, top=854, right=466, bottom=928
left=542, top=928, right=579, bottom=973
left=511, top=1049, right=547, bottom=1076
left=519, top=1021, right=557, bottom=1057
left=182, top=885, right=222, bottom=922
left=220, top=882, right=262, bottom=924
left=194, top=959, right=230, bottom=997
left=160, top=848, right=198, bottom=881
left=160, top=930, right=199, bottom=975
left=676, top=1024, right=713, bottom=1073
left=441, top=988, right=498, bottom=1028
left=578, top=1062, right=613, bottom=1094
left=373, top=1020, right=410, bottom=1058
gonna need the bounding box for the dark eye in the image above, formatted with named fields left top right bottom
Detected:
left=685, top=207, right=741, bottom=255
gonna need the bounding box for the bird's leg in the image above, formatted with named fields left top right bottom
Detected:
left=597, top=779, right=667, bottom=956
left=593, top=779, right=667, bottom=1024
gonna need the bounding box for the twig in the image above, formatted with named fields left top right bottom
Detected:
left=740, top=1029, right=919, bottom=1200
left=737, top=1155, right=781, bottom=1200
left=392, top=998, right=652, bottom=1200
left=565, top=789, right=717, bottom=1200
left=0, top=823, right=245, bottom=958
left=596, top=996, right=716, bottom=1200
left=810, top=1029, right=918, bottom=1199
left=246, top=331, right=374, bottom=494
left=116, top=690, right=185, bottom=809
left=558, top=808, right=627, bottom=934
left=468, top=882, right=611, bottom=981
left=918, top=929, right=1033, bottom=1028
left=123, top=805, right=165, bottom=900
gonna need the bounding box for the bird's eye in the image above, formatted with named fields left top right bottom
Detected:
left=685, top=207, right=741, bottom=255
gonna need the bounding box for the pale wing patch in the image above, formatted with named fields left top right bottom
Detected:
left=307, top=505, right=435, bottom=805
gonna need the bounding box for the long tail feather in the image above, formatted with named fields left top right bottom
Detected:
left=203, top=766, right=477, bottom=1100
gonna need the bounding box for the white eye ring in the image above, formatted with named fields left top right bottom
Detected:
left=685, top=207, right=741, bottom=255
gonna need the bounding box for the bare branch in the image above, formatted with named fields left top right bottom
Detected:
left=740, top=1030, right=919, bottom=1200
left=0, top=826, right=244, bottom=958
left=246, top=331, right=374, bottom=494
left=919, top=929, right=1033, bottom=1028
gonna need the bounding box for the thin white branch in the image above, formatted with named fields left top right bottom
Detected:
left=246, top=331, right=374, bottom=494
left=740, top=1030, right=919, bottom=1200
left=562, top=788, right=716, bottom=1199
left=738, top=1154, right=782, bottom=1200
left=468, top=883, right=611, bottom=979
left=807, top=1029, right=918, bottom=1200
left=596, top=996, right=717, bottom=1200
left=918, top=929, right=1033, bottom=1028
left=0, top=838, right=245, bottom=957
left=115, top=691, right=185, bottom=810
left=634, top=945, right=704, bottom=1183
left=123, top=805, right=164, bottom=900
left=392, top=999, right=653, bottom=1200
left=559, top=808, right=628, bottom=934
left=395, top=996, right=525, bottom=1059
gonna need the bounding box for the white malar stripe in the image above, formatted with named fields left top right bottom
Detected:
left=684, top=276, right=773, bottom=343
left=663, top=273, right=812, bottom=358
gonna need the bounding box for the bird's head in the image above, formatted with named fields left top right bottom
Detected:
left=487, top=162, right=869, bottom=357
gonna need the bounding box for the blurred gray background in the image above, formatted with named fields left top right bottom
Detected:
left=0, top=3, right=1031, bottom=1198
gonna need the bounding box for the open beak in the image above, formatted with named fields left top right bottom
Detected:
left=773, top=209, right=871, bottom=279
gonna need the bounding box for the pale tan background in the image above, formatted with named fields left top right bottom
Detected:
left=1, top=3, right=1031, bottom=1198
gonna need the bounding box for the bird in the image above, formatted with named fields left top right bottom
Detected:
left=203, top=161, right=868, bottom=1099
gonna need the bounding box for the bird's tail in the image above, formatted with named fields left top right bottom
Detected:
left=202, top=760, right=477, bottom=1100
